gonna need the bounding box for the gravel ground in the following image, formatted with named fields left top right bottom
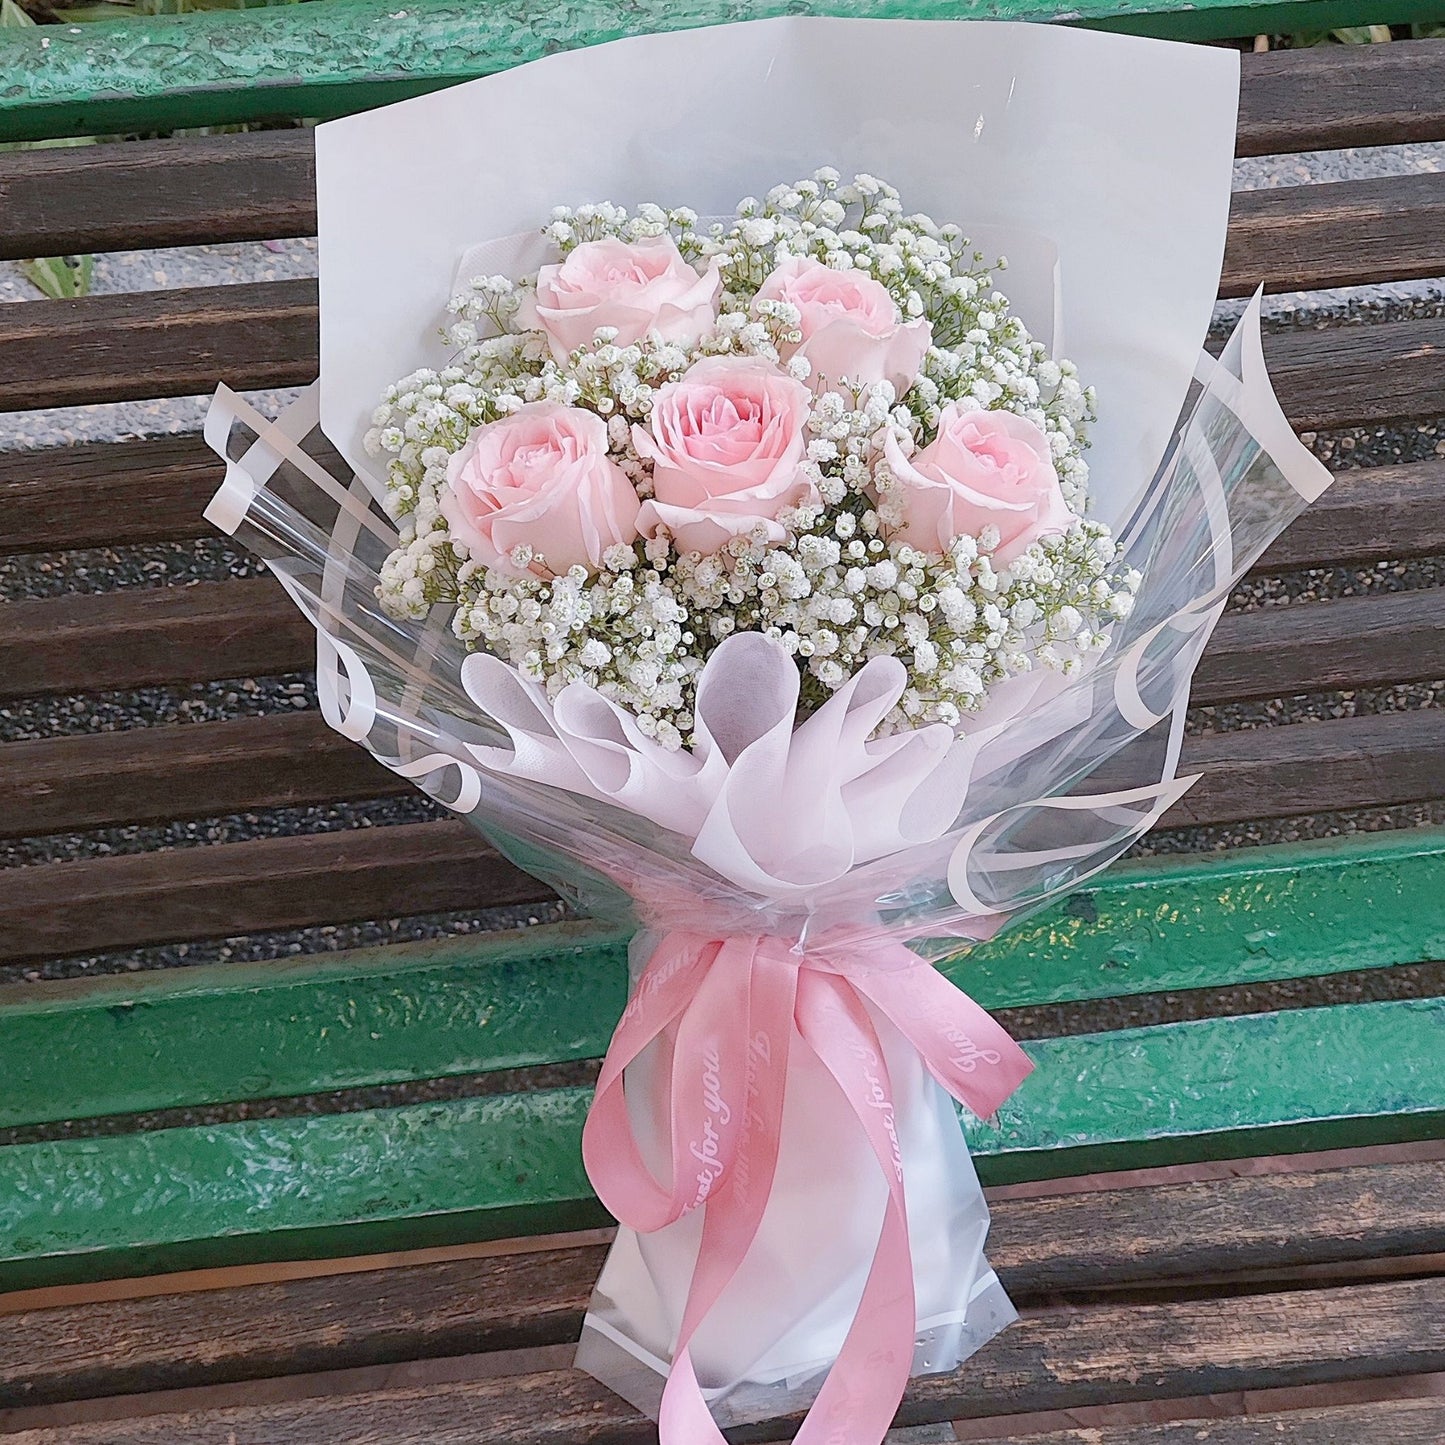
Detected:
left=2, top=143, right=1442, bottom=984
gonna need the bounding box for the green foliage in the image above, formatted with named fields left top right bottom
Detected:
left=1290, top=23, right=1393, bottom=44
left=20, top=254, right=95, bottom=299
left=50, top=0, right=305, bottom=17
left=0, top=1, right=99, bottom=298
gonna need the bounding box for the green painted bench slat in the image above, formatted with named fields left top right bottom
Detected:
left=2, top=994, right=1437, bottom=1291
left=5, top=1, right=1445, bottom=144
left=2, top=831, right=1439, bottom=1134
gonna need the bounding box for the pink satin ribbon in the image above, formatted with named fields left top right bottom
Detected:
left=581, top=931, right=1033, bottom=1444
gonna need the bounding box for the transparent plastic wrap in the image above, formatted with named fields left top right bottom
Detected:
left=200, top=18, right=1334, bottom=1444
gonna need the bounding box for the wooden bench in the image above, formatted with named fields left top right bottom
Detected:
left=1, top=7, right=1444, bottom=1442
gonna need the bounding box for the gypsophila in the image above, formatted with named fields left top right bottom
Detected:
left=372, top=172, right=1132, bottom=748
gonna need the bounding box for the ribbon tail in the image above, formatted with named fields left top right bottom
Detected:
left=659, top=940, right=798, bottom=1443
left=583, top=933, right=739, bottom=1233
left=791, top=970, right=917, bottom=1445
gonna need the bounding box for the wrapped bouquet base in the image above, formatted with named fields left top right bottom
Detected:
left=202, top=18, right=1333, bottom=1444
left=575, top=930, right=1028, bottom=1435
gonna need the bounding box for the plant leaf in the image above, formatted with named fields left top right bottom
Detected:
left=1329, top=24, right=1392, bottom=43
left=20, top=256, right=95, bottom=300
left=0, top=0, right=36, bottom=28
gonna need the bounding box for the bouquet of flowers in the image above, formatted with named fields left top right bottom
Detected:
left=369, top=174, right=1130, bottom=744
left=202, top=18, right=1331, bottom=1444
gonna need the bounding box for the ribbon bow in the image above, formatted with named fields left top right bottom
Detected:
left=582, top=931, right=1032, bottom=1444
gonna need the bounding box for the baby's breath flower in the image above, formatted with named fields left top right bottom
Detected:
left=373, top=171, right=1127, bottom=743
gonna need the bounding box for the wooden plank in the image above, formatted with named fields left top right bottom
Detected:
left=7, top=135, right=1445, bottom=300
left=0, top=921, right=634, bottom=1130
left=1191, top=590, right=1445, bottom=706
left=3, top=715, right=1443, bottom=964
left=4, top=285, right=1441, bottom=436
left=8, top=431, right=1444, bottom=572
left=1257, top=315, right=1445, bottom=433
left=1236, top=37, right=1445, bottom=158
left=2, top=1278, right=1441, bottom=1441
left=2, top=831, right=1441, bottom=1126
left=0, top=133, right=314, bottom=263
left=0, top=435, right=228, bottom=555
left=0, top=281, right=316, bottom=414
left=0, top=998, right=1439, bottom=1289
left=2, top=0, right=1444, bottom=143
left=954, top=1399, right=1445, bottom=1445
left=1221, top=172, right=1445, bottom=299
left=6, top=566, right=1440, bottom=707
left=0, top=821, right=542, bottom=967
left=6, top=689, right=1443, bottom=847
left=1249, top=459, right=1445, bottom=575
left=2, top=712, right=407, bottom=839
left=1, top=1160, right=1439, bottom=1410
left=982, top=998, right=1445, bottom=1184
left=1169, top=708, right=1445, bottom=827
left=0, top=578, right=312, bottom=702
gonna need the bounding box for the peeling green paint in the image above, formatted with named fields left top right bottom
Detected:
left=5, top=0, right=1445, bottom=142
left=0, top=997, right=1437, bottom=1291
left=967, top=997, right=1445, bottom=1182
left=0, top=832, right=1439, bottom=1133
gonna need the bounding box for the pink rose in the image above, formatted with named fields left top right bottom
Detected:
left=519, top=234, right=721, bottom=362
left=756, top=255, right=931, bottom=398
left=633, top=357, right=817, bottom=556
left=884, top=405, right=1074, bottom=564
left=440, top=402, right=640, bottom=576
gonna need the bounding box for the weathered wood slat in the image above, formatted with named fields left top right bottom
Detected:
left=6, top=701, right=1443, bottom=843
left=1235, top=37, right=1445, bottom=157
left=3, top=712, right=402, bottom=839
left=4, top=833, right=1439, bottom=1128
left=0, top=578, right=313, bottom=702
left=0, top=435, right=234, bottom=555
left=1249, top=459, right=1445, bottom=575
left=973, top=1398, right=1445, bottom=1445
left=1, top=272, right=1444, bottom=428
left=0, top=821, right=535, bottom=966
left=1259, top=314, right=1445, bottom=432
left=1170, top=708, right=1445, bottom=827
left=4, top=710, right=1443, bottom=962
left=3, top=1277, right=1441, bottom=1443
left=4, top=574, right=1438, bottom=707
left=0, top=133, right=315, bottom=263
left=1, top=1160, right=1439, bottom=1411
left=1192, top=589, right=1445, bottom=705
left=7, top=433, right=1444, bottom=573
left=0, top=281, right=317, bottom=414
left=1220, top=172, right=1445, bottom=299
left=0, top=998, right=1439, bottom=1289
left=7, top=132, right=1445, bottom=301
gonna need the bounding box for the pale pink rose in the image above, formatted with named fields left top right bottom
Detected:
left=519, top=234, right=721, bottom=361
left=633, top=357, right=817, bottom=556
left=440, top=402, right=640, bottom=576
left=755, top=255, right=932, bottom=398
left=884, top=405, right=1074, bottom=564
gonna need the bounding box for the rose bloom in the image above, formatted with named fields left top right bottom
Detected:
left=519, top=234, right=721, bottom=362
left=633, top=357, right=817, bottom=556
left=441, top=402, right=640, bottom=575
left=756, top=255, right=931, bottom=398
left=884, top=405, right=1074, bottom=564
